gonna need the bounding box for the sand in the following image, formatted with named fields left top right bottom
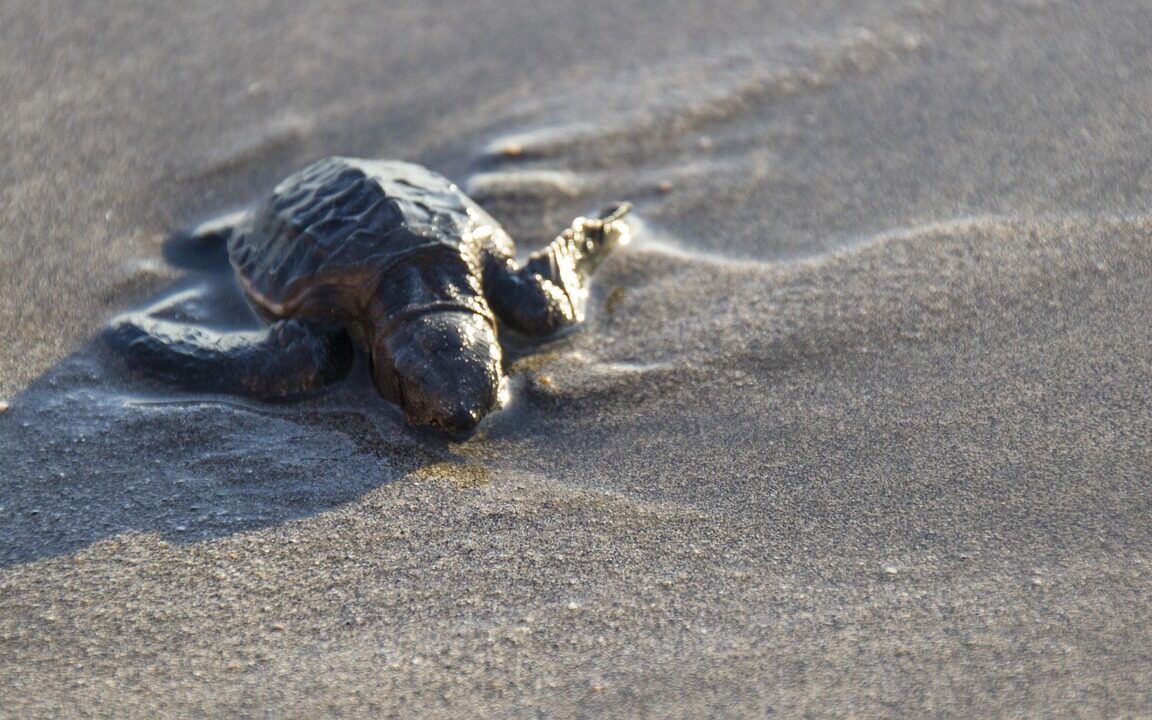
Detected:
left=2, top=0, right=1151, bottom=717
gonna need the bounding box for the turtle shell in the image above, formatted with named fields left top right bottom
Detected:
left=228, top=157, right=506, bottom=322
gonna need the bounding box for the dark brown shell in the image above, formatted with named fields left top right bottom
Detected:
left=228, top=157, right=506, bottom=320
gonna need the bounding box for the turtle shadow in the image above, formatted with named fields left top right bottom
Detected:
left=0, top=337, right=466, bottom=567
left=0, top=239, right=472, bottom=568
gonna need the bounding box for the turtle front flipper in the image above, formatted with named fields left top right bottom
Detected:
left=104, top=313, right=353, bottom=399
left=483, top=203, right=631, bottom=336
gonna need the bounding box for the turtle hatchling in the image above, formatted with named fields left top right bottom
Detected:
left=106, top=156, right=631, bottom=435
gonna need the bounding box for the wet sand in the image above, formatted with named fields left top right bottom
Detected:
left=2, top=1, right=1151, bottom=717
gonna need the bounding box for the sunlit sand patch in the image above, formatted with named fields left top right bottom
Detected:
left=186, top=112, right=316, bottom=180
left=618, top=214, right=771, bottom=268
left=464, top=169, right=585, bottom=199
left=479, top=24, right=925, bottom=170
left=411, top=461, right=492, bottom=490
left=482, top=124, right=608, bottom=163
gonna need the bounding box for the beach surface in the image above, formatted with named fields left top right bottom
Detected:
left=2, top=0, right=1151, bottom=716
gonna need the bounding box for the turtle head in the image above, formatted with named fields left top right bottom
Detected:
left=374, top=312, right=505, bottom=437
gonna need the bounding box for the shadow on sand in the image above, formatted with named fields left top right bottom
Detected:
left=0, top=231, right=478, bottom=567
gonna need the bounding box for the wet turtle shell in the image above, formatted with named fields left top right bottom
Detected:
left=228, top=156, right=506, bottom=328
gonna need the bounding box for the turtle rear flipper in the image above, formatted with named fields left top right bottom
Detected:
left=104, top=313, right=353, bottom=399
left=162, top=210, right=248, bottom=272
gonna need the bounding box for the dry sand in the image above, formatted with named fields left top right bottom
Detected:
left=2, top=0, right=1151, bottom=717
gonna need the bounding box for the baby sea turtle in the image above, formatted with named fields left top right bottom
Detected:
left=105, top=156, right=631, bottom=435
